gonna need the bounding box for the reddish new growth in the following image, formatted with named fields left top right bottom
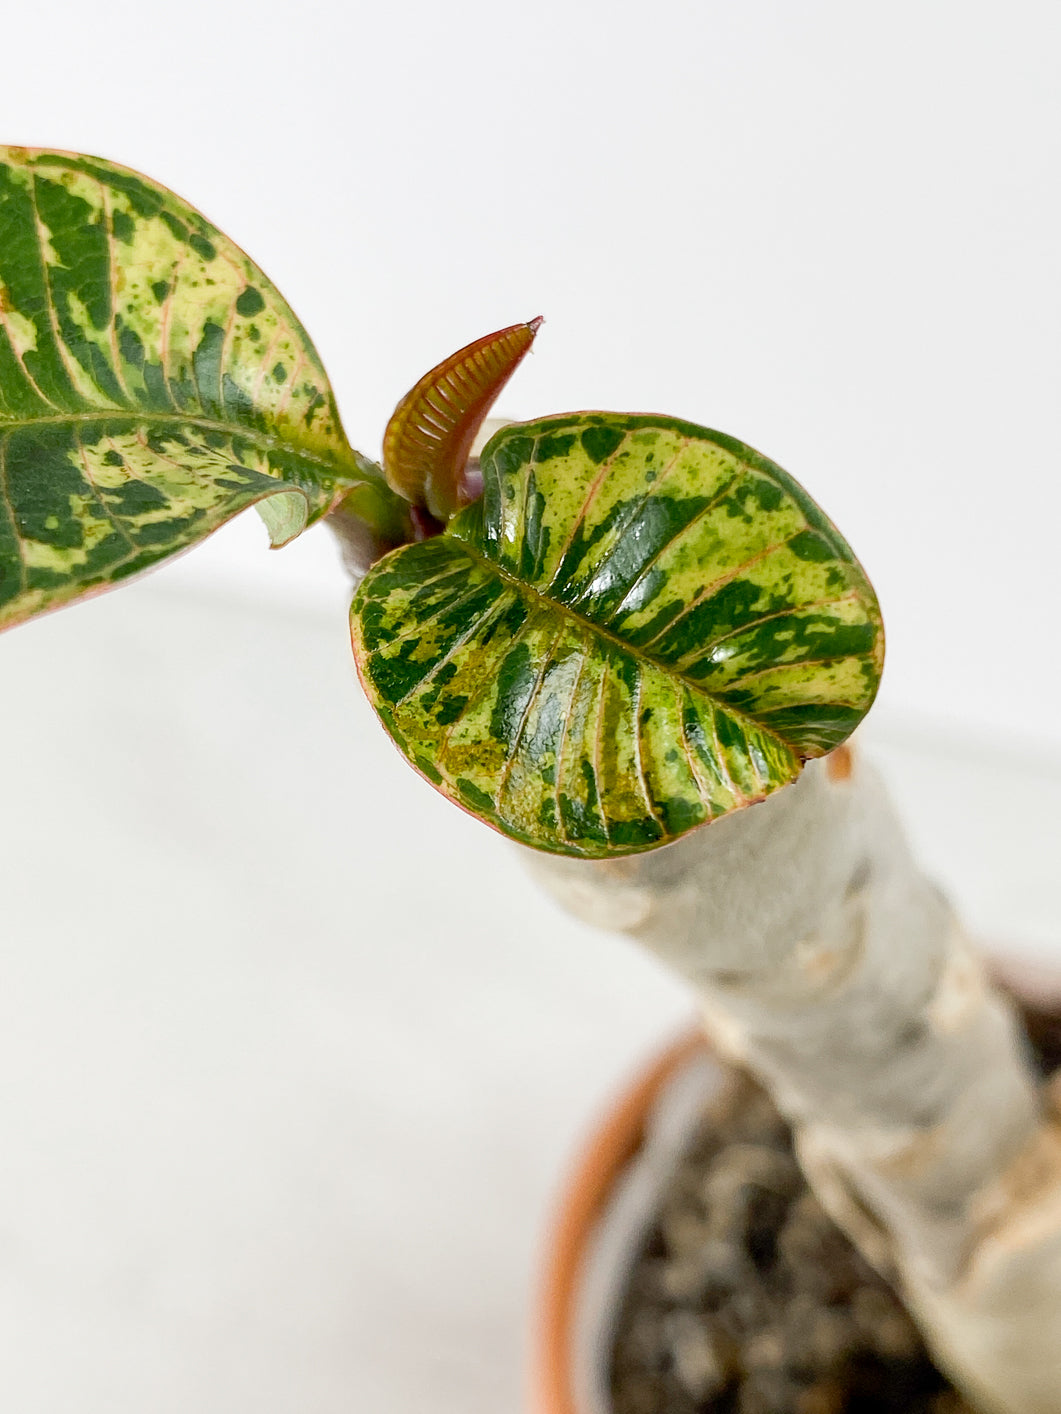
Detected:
left=383, top=317, right=543, bottom=523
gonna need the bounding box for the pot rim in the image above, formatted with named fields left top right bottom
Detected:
left=530, top=1030, right=711, bottom=1414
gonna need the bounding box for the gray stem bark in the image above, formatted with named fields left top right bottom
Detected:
left=526, top=749, right=1061, bottom=1414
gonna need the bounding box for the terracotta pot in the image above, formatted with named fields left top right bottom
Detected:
left=531, top=1032, right=723, bottom=1414
left=530, top=963, right=1061, bottom=1414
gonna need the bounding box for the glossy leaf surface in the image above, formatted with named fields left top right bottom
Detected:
left=383, top=318, right=541, bottom=522
left=352, top=413, right=883, bottom=858
left=0, top=147, right=398, bottom=631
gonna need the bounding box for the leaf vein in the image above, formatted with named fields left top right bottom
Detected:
left=551, top=639, right=587, bottom=847
left=394, top=587, right=511, bottom=707
left=495, top=615, right=566, bottom=813
left=543, top=429, right=632, bottom=591
left=0, top=434, right=27, bottom=592
left=73, top=428, right=140, bottom=555
left=650, top=528, right=807, bottom=658
left=97, top=181, right=135, bottom=407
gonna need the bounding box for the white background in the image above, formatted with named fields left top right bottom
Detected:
left=1, top=3, right=1060, bottom=1411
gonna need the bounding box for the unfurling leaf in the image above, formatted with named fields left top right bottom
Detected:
left=383, top=318, right=542, bottom=523
left=0, top=147, right=404, bottom=632
left=351, top=413, right=883, bottom=858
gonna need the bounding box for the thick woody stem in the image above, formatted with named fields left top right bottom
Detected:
left=526, top=751, right=1061, bottom=1414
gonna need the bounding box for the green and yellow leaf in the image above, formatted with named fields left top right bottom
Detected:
left=0, top=146, right=404, bottom=631
left=351, top=413, right=883, bottom=858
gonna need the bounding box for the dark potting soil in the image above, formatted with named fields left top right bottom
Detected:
left=610, top=997, right=1061, bottom=1414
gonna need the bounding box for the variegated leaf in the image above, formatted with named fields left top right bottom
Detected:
left=0, top=147, right=405, bottom=631
left=351, top=414, right=883, bottom=858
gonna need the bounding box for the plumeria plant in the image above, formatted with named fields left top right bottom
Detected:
left=2, top=147, right=1058, bottom=1414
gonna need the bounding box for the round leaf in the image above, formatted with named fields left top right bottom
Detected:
left=350, top=413, right=884, bottom=859
left=0, top=147, right=403, bottom=631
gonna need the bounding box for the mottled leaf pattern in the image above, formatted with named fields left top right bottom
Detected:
left=351, top=414, right=883, bottom=858
left=0, top=147, right=401, bottom=631
left=383, top=318, right=542, bottom=521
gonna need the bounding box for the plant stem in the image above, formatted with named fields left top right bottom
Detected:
left=325, top=456, right=414, bottom=577
left=527, top=750, right=1061, bottom=1414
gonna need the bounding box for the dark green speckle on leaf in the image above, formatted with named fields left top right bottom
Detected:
left=236, top=286, right=265, bottom=317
